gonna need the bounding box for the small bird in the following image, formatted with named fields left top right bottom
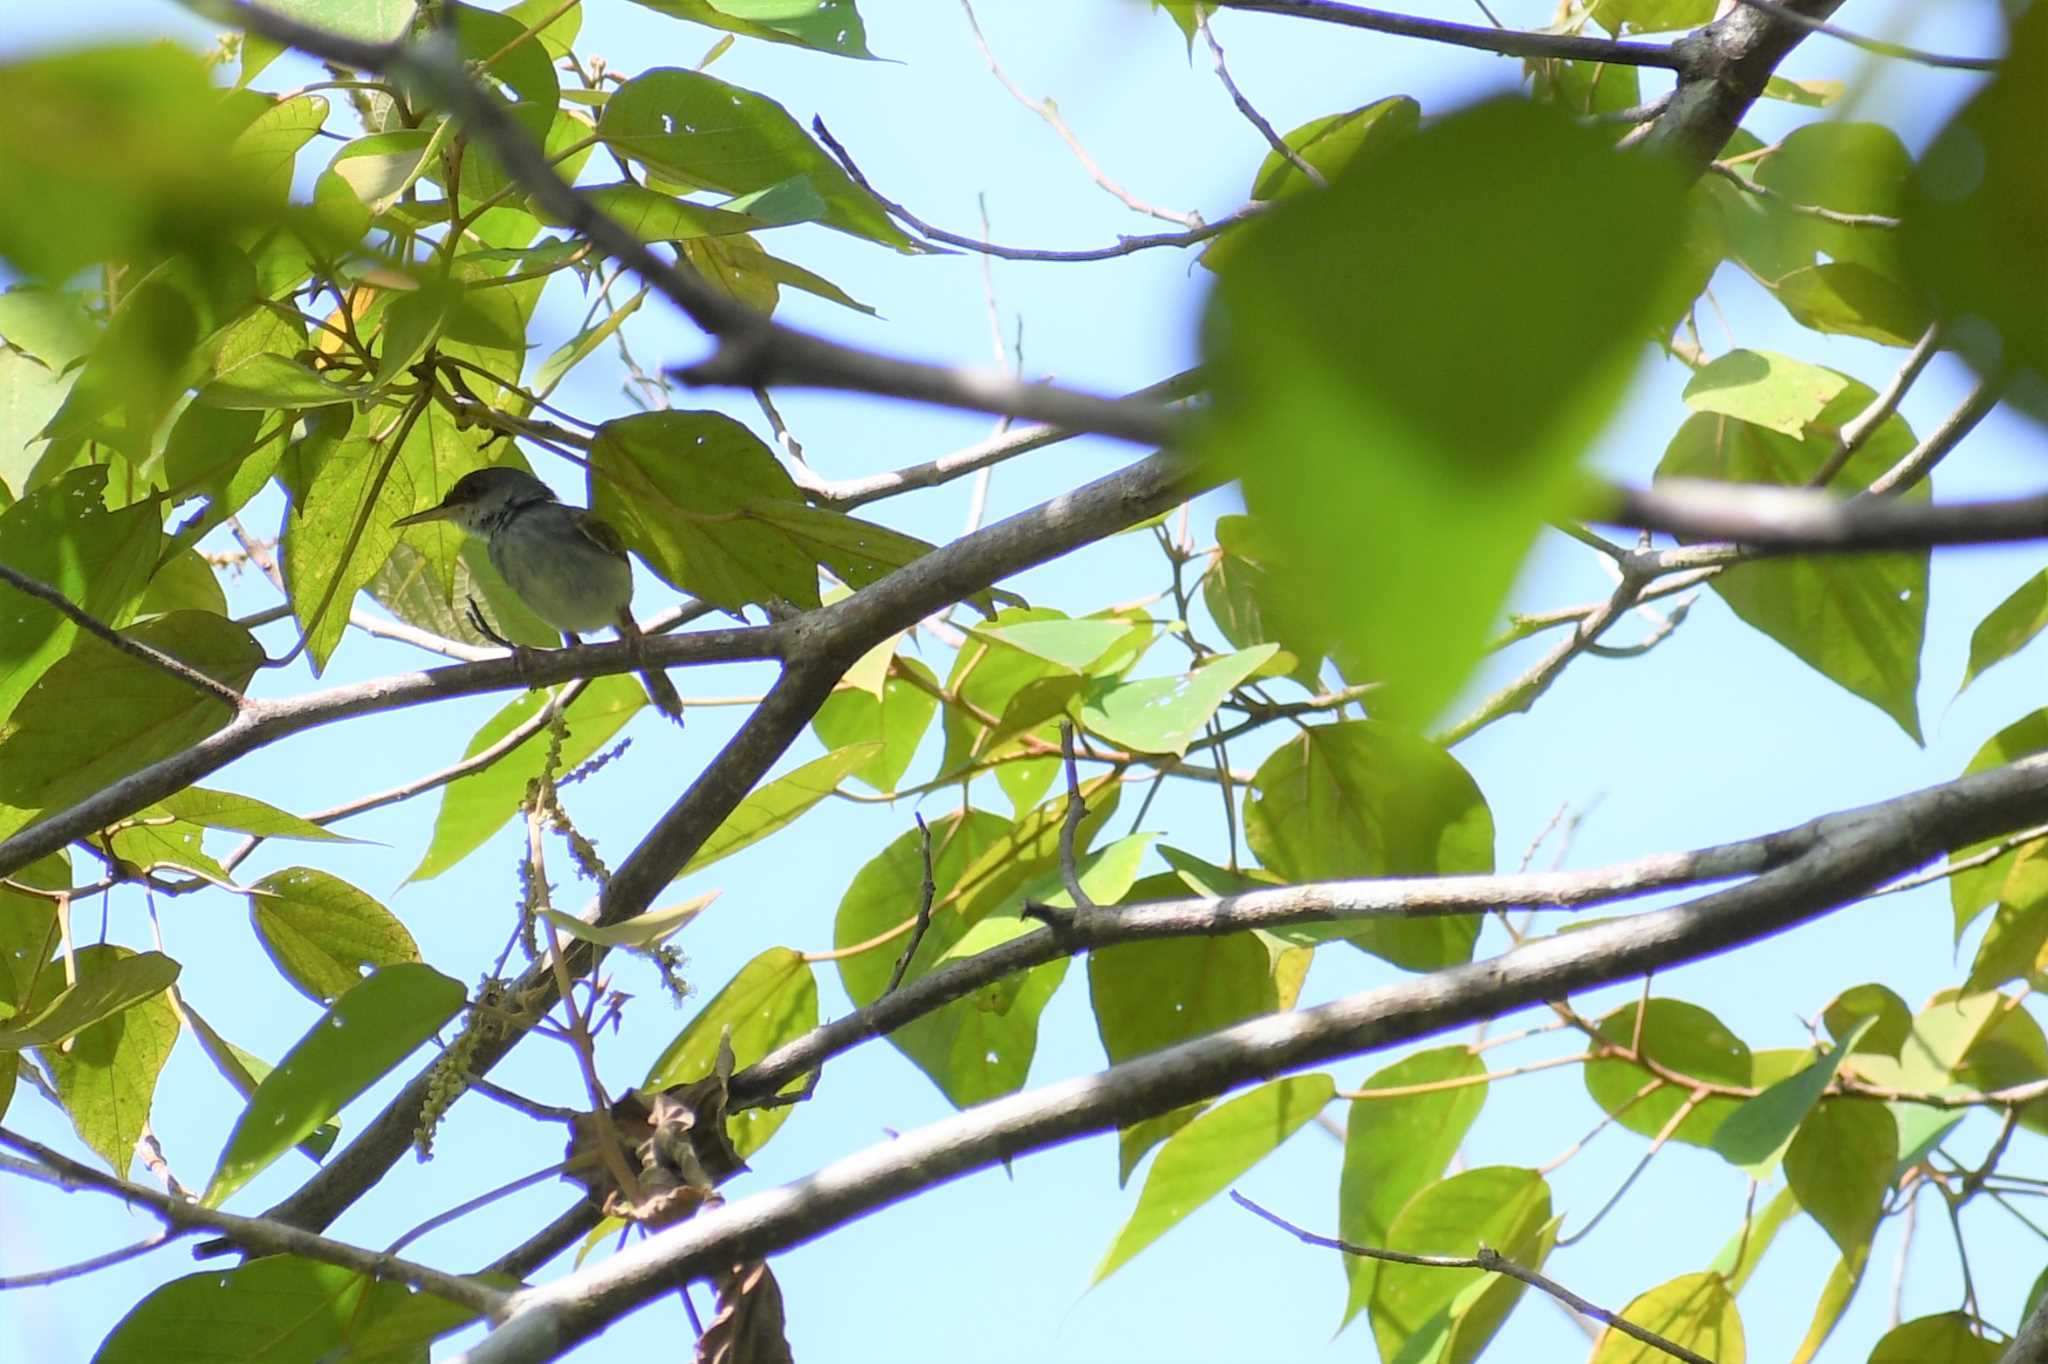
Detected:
left=394, top=466, right=684, bottom=723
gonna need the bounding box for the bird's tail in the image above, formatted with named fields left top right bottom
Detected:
left=614, top=613, right=685, bottom=725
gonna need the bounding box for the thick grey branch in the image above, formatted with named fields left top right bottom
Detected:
left=459, top=751, right=2048, bottom=1364
left=1607, top=480, right=2048, bottom=553
left=1633, top=0, right=1846, bottom=170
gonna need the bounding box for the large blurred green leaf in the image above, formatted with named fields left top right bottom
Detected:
left=1206, top=97, right=1685, bottom=724
left=587, top=409, right=814, bottom=610
left=623, top=0, right=877, bottom=59
left=0, top=46, right=276, bottom=278
left=644, top=946, right=817, bottom=1157
left=1338, top=1045, right=1488, bottom=1330
left=0, top=611, right=259, bottom=814
left=1657, top=375, right=1928, bottom=743
left=1905, top=5, right=2045, bottom=406
left=0, top=467, right=159, bottom=720
left=598, top=68, right=914, bottom=249
left=28, top=945, right=179, bottom=1175
left=1093, top=1074, right=1333, bottom=1284
left=203, top=963, right=464, bottom=1206
left=1242, top=720, right=1493, bottom=969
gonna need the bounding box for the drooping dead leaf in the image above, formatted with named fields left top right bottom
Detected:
left=695, top=1260, right=792, bottom=1364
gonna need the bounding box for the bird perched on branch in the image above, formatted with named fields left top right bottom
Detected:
left=395, top=466, right=684, bottom=723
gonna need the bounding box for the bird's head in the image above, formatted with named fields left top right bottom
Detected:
left=394, top=466, right=557, bottom=535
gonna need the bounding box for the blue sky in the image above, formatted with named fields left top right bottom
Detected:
left=2, top=2, right=2042, bottom=1361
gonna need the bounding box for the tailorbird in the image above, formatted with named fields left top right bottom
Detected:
left=394, top=466, right=684, bottom=723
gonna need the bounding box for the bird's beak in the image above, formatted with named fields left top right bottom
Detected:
left=393, top=500, right=459, bottom=528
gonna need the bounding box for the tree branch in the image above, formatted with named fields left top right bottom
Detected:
left=456, top=749, right=2048, bottom=1363
left=1209, top=0, right=1687, bottom=70
left=1732, top=0, right=2002, bottom=71
left=1632, top=0, right=1847, bottom=170
left=220, top=451, right=1203, bottom=1244
left=0, top=1126, right=503, bottom=1316
left=0, top=563, right=248, bottom=710
left=1604, top=480, right=2048, bottom=554
left=199, top=0, right=1182, bottom=447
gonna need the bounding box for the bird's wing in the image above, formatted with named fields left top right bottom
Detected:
left=571, top=508, right=632, bottom=563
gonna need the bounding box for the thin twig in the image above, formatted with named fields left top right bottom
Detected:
left=958, top=0, right=1203, bottom=227
left=1808, top=321, right=1942, bottom=487
left=1057, top=721, right=1094, bottom=910
left=1209, top=0, right=1689, bottom=69
left=1732, top=0, right=2001, bottom=70
left=0, top=1126, right=503, bottom=1314
left=0, top=1233, right=169, bottom=1290
left=813, top=117, right=1253, bottom=262
left=1196, top=8, right=1325, bottom=188
left=1228, top=1192, right=1712, bottom=1364
left=1706, top=161, right=1903, bottom=230
left=385, top=1161, right=572, bottom=1257
left=0, top=564, right=247, bottom=710
left=883, top=814, right=937, bottom=996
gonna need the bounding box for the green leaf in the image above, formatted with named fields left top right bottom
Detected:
left=409, top=675, right=646, bottom=881
left=94, top=1255, right=481, bottom=1364
left=1089, top=933, right=1278, bottom=1066
left=1905, top=5, right=2046, bottom=399
left=1822, top=983, right=1912, bottom=1057
left=1708, top=1183, right=1799, bottom=1294
left=533, top=286, right=646, bottom=399
left=1657, top=383, right=1928, bottom=742
left=1368, top=1167, right=1553, bottom=1364
left=598, top=68, right=915, bottom=249
left=1711, top=1019, right=1873, bottom=1173
left=545, top=181, right=772, bottom=245
left=1081, top=644, right=1278, bottom=757
left=0, top=286, right=100, bottom=368
left=248, top=867, right=423, bottom=1005
left=328, top=127, right=440, bottom=214
left=1783, top=1099, right=1896, bottom=1265
left=1203, top=516, right=1333, bottom=688
left=0, top=348, right=74, bottom=502
left=0, top=853, right=65, bottom=1011
left=681, top=742, right=881, bottom=874
left=1771, top=262, right=1931, bottom=347
left=542, top=890, right=715, bottom=950
left=0, top=611, right=259, bottom=813
left=28, top=945, right=179, bottom=1174
left=284, top=428, right=413, bottom=672
left=811, top=655, right=940, bottom=793
left=1589, top=1273, right=1745, bottom=1364
left=1247, top=95, right=1418, bottom=202
left=178, top=998, right=340, bottom=1162
left=1962, top=847, right=2048, bottom=993
left=1206, top=97, right=1684, bottom=724
left=643, top=945, right=817, bottom=1157
left=624, top=0, right=877, bottom=58
left=0, top=45, right=278, bottom=279
left=741, top=501, right=953, bottom=597
left=1093, top=1074, right=1333, bottom=1283
left=835, top=809, right=1090, bottom=1107
left=1680, top=349, right=1852, bottom=437
left=1338, top=1046, right=1488, bottom=1330
left=678, top=230, right=878, bottom=316
left=1720, top=122, right=1910, bottom=289
left=1584, top=998, right=1751, bottom=1147
left=204, top=963, right=465, bottom=1206
left=149, top=788, right=355, bottom=843
left=0, top=467, right=159, bottom=720
left=1949, top=710, right=2048, bottom=935
left=1760, top=75, right=1843, bottom=107
left=0, top=950, right=179, bottom=1050
left=1587, top=0, right=1713, bottom=34
left=1961, top=568, right=2048, bottom=694
left=1869, top=1312, right=2000, bottom=1363
left=1242, top=720, right=1493, bottom=969
left=587, top=409, right=815, bottom=610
